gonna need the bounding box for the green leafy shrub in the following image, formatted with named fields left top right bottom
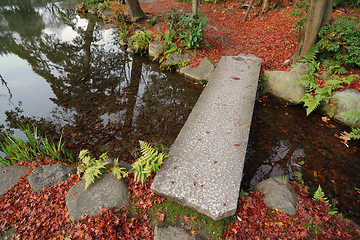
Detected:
left=164, top=9, right=207, bottom=50
left=129, top=30, right=153, bottom=55
left=0, top=124, right=73, bottom=167
left=333, top=0, right=360, bottom=8
left=317, top=16, right=360, bottom=67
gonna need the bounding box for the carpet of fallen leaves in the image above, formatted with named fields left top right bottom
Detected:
left=1, top=160, right=360, bottom=239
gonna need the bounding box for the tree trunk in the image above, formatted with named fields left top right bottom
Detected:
left=243, top=0, right=255, bottom=22
left=192, top=0, right=200, bottom=14
left=294, top=0, right=333, bottom=60
left=125, top=0, right=146, bottom=22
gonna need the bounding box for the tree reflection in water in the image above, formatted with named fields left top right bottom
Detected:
left=0, top=0, right=203, bottom=161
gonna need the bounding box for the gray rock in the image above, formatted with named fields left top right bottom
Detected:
left=164, top=52, right=190, bottom=67
left=154, top=225, right=195, bottom=240
left=264, top=63, right=308, bottom=105
left=101, top=12, right=116, bottom=21
left=149, top=41, right=164, bottom=59
left=255, top=177, right=299, bottom=215
left=180, top=57, right=215, bottom=81
left=28, top=163, right=76, bottom=193
left=66, top=173, right=130, bottom=221
left=151, top=54, right=262, bottom=220
left=0, top=165, right=28, bottom=196
left=321, top=89, right=360, bottom=127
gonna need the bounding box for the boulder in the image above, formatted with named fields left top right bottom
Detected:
left=154, top=225, right=195, bottom=240
left=321, top=89, right=360, bottom=127
left=164, top=52, right=190, bottom=67
left=28, top=163, right=76, bottom=193
left=263, top=63, right=308, bottom=105
left=101, top=12, right=116, bottom=22
left=149, top=41, right=164, bottom=59
left=255, top=177, right=299, bottom=215
left=180, top=57, right=215, bottom=81
left=66, top=173, right=130, bottom=221
left=0, top=165, right=28, bottom=196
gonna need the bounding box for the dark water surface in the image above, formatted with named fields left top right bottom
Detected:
left=243, top=99, right=360, bottom=224
left=1, top=0, right=359, bottom=225
left=0, top=0, right=203, bottom=161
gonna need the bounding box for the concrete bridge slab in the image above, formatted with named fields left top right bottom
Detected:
left=151, top=54, right=262, bottom=220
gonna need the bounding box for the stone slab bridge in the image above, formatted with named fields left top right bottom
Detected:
left=151, top=54, right=262, bottom=221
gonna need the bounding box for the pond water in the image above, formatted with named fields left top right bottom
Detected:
left=1, top=0, right=359, bottom=225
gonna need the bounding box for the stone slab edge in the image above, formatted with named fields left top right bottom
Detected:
left=151, top=54, right=262, bottom=220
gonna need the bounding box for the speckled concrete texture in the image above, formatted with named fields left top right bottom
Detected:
left=151, top=54, right=262, bottom=220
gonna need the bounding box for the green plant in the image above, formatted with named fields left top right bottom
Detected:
left=117, top=9, right=129, bottom=40
left=147, top=16, right=157, bottom=26
left=77, top=150, right=110, bottom=189
left=342, top=109, right=360, bottom=140
left=294, top=172, right=305, bottom=187
left=313, top=185, right=327, bottom=201
left=111, top=157, right=129, bottom=180
left=77, top=141, right=167, bottom=189
left=317, top=16, right=360, bottom=67
left=0, top=123, right=72, bottom=167
left=129, top=30, right=153, bottom=55
left=131, top=141, right=168, bottom=184
left=296, top=46, right=357, bottom=115
left=164, top=9, right=208, bottom=50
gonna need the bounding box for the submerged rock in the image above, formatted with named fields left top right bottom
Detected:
left=66, top=173, right=130, bottom=221
left=28, top=163, right=76, bottom=193
left=255, top=177, right=299, bottom=215
left=263, top=63, right=308, bottom=105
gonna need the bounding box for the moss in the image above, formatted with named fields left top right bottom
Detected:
left=149, top=200, right=235, bottom=240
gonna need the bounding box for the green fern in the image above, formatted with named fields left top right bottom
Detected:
left=111, top=158, right=129, bottom=180
left=132, top=141, right=168, bottom=184
left=313, top=185, right=328, bottom=202
left=301, top=46, right=320, bottom=65
left=77, top=150, right=110, bottom=189
left=299, top=93, right=325, bottom=115
left=297, top=74, right=318, bottom=90
left=348, top=128, right=360, bottom=140
left=342, top=109, right=360, bottom=123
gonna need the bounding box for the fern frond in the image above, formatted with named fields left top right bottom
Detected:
left=301, top=46, right=319, bottom=64
left=348, top=128, right=360, bottom=140
left=84, top=162, right=109, bottom=189
left=132, top=141, right=168, bottom=184
left=324, top=78, right=343, bottom=90
left=300, top=93, right=324, bottom=115
left=313, top=185, right=328, bottom=202
left=341, top=109, right=360, bottom=123
left=297, top=74, right=318, bottom=89
left=343, top=74, right=356, bottom=86
left=111, top=166, right=129, bottom=180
